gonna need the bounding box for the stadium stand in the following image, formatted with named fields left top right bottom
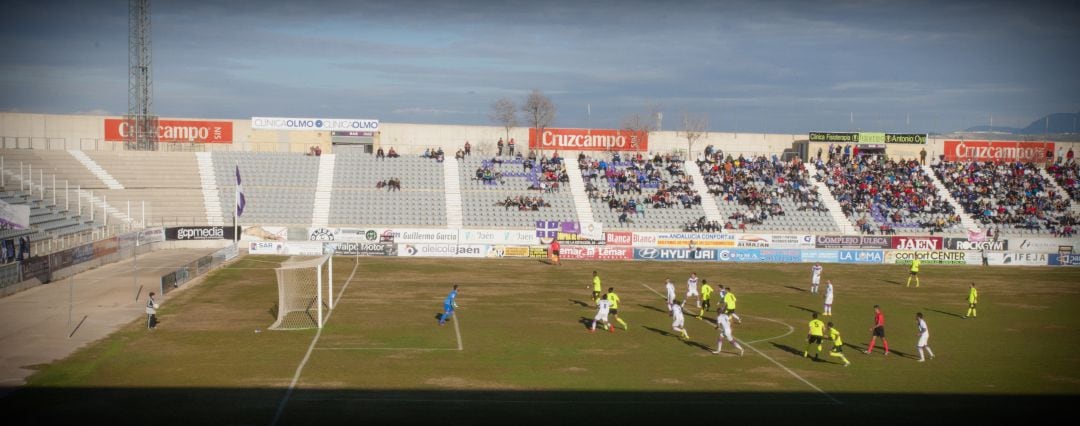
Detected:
left=459, top=152, right=578, bottom=228
left=933, top=161, right=1077, bottom=236
left=1045, top=160, right=1080, bottom=202
left=696, top=147, right=838, bottom=233
left=85, top=151, right=209, bottom=226
left=213, top=152, right=319, bottom=226
left=818, top=156, right=961, bottom=235
left=578, top=151, right=705, bottom=231
left=330, top=153, right=446, bottom=227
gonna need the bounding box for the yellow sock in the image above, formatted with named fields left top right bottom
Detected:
left=817, top=344, right=823, bottom=352
left=915, top=277, right=920, bottom=288
left=830, top=352, right=849, bottom=364
left=617, top=318, right=628, bottom=329
left=972, top=308, right=976, bottom=317
left=906, top=276, right=912, bottom=287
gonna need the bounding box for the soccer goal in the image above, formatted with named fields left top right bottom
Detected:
left=269, top=254, right=335, bottom=330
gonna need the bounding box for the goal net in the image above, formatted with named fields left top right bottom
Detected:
left=269, top=254, right=335, bottom=330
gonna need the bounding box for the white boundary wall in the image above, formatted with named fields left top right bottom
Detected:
left=6, top=112, right=1076, bottom=159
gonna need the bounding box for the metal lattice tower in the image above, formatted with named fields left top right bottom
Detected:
left=126, top=0, right=157, bottom=151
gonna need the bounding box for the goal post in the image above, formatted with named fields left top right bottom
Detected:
left=269, top=254, right=334, bottom=330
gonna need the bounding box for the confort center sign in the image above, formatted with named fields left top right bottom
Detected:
left=251, top=117, right=379, bottom=132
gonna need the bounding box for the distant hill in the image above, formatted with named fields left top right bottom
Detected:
left=965, top=112, right=1079, bottom=135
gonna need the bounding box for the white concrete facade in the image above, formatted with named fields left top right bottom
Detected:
left=2, top=112, right=1077, bottom=161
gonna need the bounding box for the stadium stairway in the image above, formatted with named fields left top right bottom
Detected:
left=311, top=154, right=335, bottom=228
left=564, top=162, right=595, bottom=224
left=196, top=153, right=224, bottom=226
left=443, top=159, right=463, bottom=228
left=809, top=162, right=857, bottom=235
left=1038, top=166, right=1080, bottom=215
left=683, top=160, right=724, bottom=224
left=921, top=164, right=982, bottom=231
left=68, top=150, right=124, bottom=190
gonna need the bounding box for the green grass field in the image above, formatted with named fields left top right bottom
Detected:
left=3, top=255, right=1080, bottom=424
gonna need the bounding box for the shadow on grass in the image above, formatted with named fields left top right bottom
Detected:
left=569, top=299, right=590, bottom=308
left=637, top=304, right=668, bottom=314
left=924, top=308, right=964, bottom=319
left=772, top=342, right=815, bottom=359
left=0, top=387, right=1072, bottom=423
left=881, top=279, right=903, bottom=286
left=783, top=286, right=807, bottom=293
left=788, top=305, right=818, bottom=315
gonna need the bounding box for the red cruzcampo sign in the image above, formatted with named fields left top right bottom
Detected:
left=105, top=118, right=233, bottom=143
left=943, top=140, right=1054, bottom=163
left=529, top=128, right=649, bottom=152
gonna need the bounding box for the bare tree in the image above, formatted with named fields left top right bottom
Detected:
left=621, top=103, right=661, bottom=152
left=679, top=112, right=709, bottom=157
left=522, top=89, right=556, bottom=152
left=489, top=98, right=517, bottom=142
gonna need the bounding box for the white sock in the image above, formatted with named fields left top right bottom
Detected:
left=732, top=340, right=742, bottom=350
left=925, top=346, right=934, bottom=357
left=591, top=321, right=596, bottom=330
left=918, top=347, right=925, bottom=360
left=716, top=340, right=723, bottom=352
left=733, top=314, right=741, bottom=322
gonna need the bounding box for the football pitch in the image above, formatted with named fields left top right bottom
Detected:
left=3, top=255, right=1079, bottom=424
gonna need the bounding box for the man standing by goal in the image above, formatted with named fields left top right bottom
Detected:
left=438, top=285, right=459, bottom=326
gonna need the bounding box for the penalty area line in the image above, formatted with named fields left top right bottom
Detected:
left=640, top=283, right=839, bottom=405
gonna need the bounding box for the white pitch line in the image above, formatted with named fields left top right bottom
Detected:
left=452, top=313, right=463, bottom=351
left=640, top=283, right=840, bottom=405
left=736, top=337, right=842, bottom=405
left=315, top=347, right=459, bottom=351
left=271, top=257, right=361, bottom=426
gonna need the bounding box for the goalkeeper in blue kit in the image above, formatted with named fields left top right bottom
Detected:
left=439, top=285, right=459, bottom=325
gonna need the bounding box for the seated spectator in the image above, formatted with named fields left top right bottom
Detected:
left=455, top=149, right=465, bottom=160
left=421, top=148, right=431, bottom=158
left=376, top=147, right=385, bottom=159
left=387, top=147, right=399, bottom=158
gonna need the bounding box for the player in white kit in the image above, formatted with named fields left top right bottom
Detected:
left=915, top=312, right=935, bottom=362
left=685, top=272, right=700, bottom=308
left=671, top=299, right=689, bottom=340
left=811, top=263, right=823, bottom=294
left=591, top=294, right=613, bottom=333
left=665, top=278, right=677, bottom=314
left=712, top=312, right=745, bottom=356
left=823, top=280, right=834, bottom=316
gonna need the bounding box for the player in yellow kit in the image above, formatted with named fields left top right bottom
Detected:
left=805, top=312, right=825, bottom=360
left=698, top=279, right=714, bottom=320
left=590, top=271, right=602, bottom=306
left=606, top=287, right=629, bottom=331
left=963, top=282, right=978, bottom=319
left=906, top=258, right=921, bottom=288
left=825, top=322, right=851, bottom=366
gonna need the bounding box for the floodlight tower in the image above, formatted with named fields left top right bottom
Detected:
left=126, top=0, right=157, bottom=151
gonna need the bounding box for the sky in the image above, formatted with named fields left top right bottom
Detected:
left=1, top=0, right=1078, bottom=134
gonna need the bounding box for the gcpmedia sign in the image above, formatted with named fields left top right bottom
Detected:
left=529, top=128, right=649, bottom=152
left=943, top=140, right=1053, bottom=163
left=104, top=118, right=233, bottom=143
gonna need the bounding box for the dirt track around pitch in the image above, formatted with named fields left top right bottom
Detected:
left=0, top=248, right=220, bottom=394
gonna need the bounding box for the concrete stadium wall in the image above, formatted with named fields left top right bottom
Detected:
left=3, top=112, right=1078, bottom=161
